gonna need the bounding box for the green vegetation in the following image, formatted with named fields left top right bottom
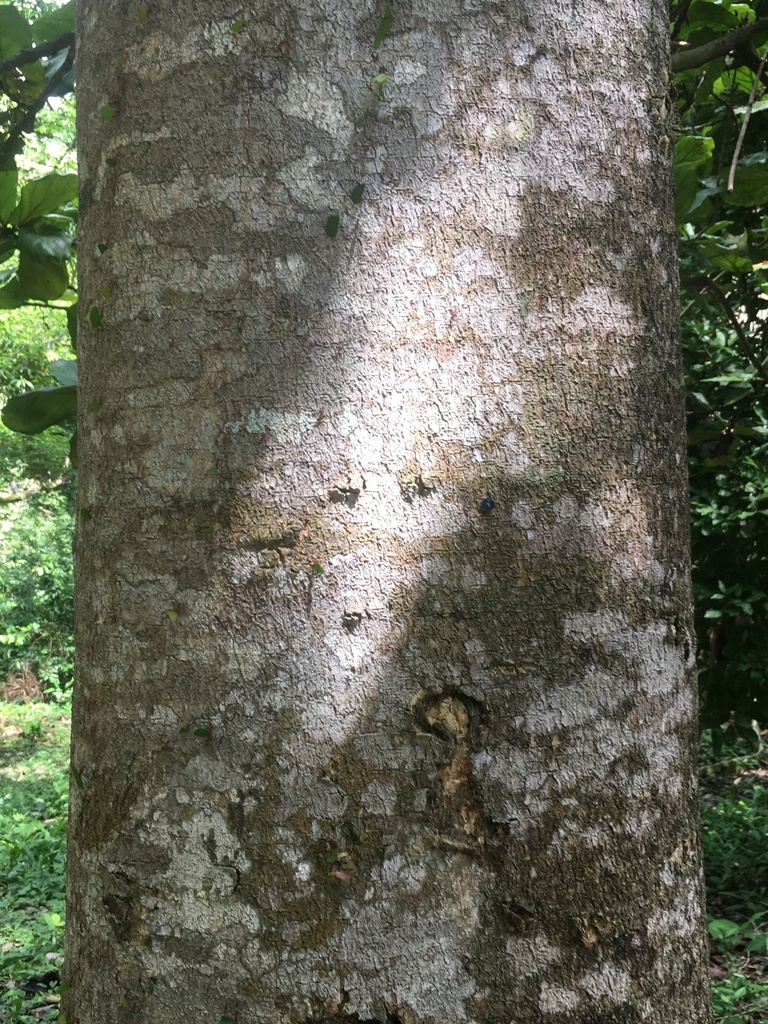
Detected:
left=673, top=0, right=768, bottom=740
left=701, top=734, right=768, bottom=1022
left=0, top=487, right=74, bottom=695
left=0, top=701, right=68, bottom=1024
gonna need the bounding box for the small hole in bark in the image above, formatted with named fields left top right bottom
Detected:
left=342, top=612, right=363, bottom=633
left=329, top=487, right=360, bottom=507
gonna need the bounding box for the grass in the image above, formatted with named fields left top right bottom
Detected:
left=2, top=705, right=768, bottom=1022
left=700, top=730, right=768, bottom=1024
left=0, top=701, right=69, bottom=1023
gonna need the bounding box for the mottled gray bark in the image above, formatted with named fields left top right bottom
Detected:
left=66, top=2, right=711, bottom=1023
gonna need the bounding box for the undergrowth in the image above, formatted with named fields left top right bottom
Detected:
left=700, top=729, right=768, bottom=1024
left=0, top=702, right=69, bottom=1023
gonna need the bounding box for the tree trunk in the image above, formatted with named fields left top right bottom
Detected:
left=66, top=2, right=711, bottom=1023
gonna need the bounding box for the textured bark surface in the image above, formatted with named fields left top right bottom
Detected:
left=66, top=2, right=711, bottom=1022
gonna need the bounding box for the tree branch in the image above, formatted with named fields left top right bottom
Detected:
left=0, top=32, right=74, bottom=78
left=671, top=18, right=768, bottom=72
left=0, top=45, right=75, bottom=168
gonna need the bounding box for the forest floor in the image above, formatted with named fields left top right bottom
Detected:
left=1, top=700, right=767, bottom=1023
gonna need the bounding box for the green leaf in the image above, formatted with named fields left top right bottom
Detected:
left=17, top=225, right=72, bottom=262
left=0, top=7, right=44, bottom=103
left=89, top=306, right=102, bottom=327
left=0, top=237, right=16, bottom=265
left=725, top=164, right=768, bottom=207
left=231, top=19, right=244, bottom=33
left=373, top=4, right=394, bottom=49
left=137, top=3, right=149, bottom=23
left=220, top=1017, right=237, bottom=1024
left=79, top=507, right=92, bottom=521
left=1, top=58, right=44, bottom=104
left=9, top=172, right=78, bottom=226
left=66, top=301, right=77, bottom=348
left=97, top=243, right=108, bottom=253
left=350, top=183, right=365, bottom=204
left=0, top=167, right=18, bottom=223
left=31, top=1, right=74, bottom=43
left=325, top=213, right=340, bottom=238
left=17, top=250, right=68, bottom=299
left=0, top=6, right=32, bottom=58
left=708, top=918, right=743, bottom=942
left=674, top=135, right=714, bottom=223
left=1, top=385, right=77, bottom=434
left=100, top=104, right=116, bottom=121
left=49, top=359, right=77, bottom=386
left=0, top=275, right=25, bottom=309
left=194, top=727, right=211, bottom=738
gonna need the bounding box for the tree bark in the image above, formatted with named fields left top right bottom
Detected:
left=66, top=2, right=711, bottom=1023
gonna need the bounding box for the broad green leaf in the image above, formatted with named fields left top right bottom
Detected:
left=9, top=172, right=78, bottom=226
left=137, top=4, right=149, bottom=23
left=325, top=213, right=340, bottom=238
left=89, top=305, right=102, bottom=327
left=1, top=58, right=44, bottom=104
left=0, top=275, right=25, bottom=308
left=100, top=104, right=116, bottom=120
left=685, top=1, right=739, bottom=31
left=373, top=4, right=393, bottom=49
left=713, top=66, right=756, bottom=97
left=1, top=385, right=77, bottom=434
left=0, top=5, right=32, bottom=57
left=0, top=168, right=17, bottom=222
left=708, top=918, right=742, bottom=941
left=0, top=5, right=44, bottom=103
left=724, top=164, right=768, bottom=207
left=31, top=0, right=74, bottom=43
left=706, top=249, right=754, bottom=274
left=17, top=225, right=72, bottom=262
left=49, top=359, right=77, bottom=386
left=674, top=136, right=714, bottom=223
left=43, top=43, right=73, bottom=90
left=350, top=183, right=365, bottom=204
left=66, top=301, right=77, bottom=348
left=0, top=237, right=16, bottom=264
left=17, top=250, right=68, bottom=299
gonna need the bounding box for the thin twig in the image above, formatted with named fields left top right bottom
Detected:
left=728, top=46, right=768, bottom=192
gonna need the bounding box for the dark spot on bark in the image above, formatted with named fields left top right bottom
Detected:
left=329, top=486, right=360, bottom=507
left=400, top=475, right=437, bottom=502
left=342, top=611, right=363, bottom=632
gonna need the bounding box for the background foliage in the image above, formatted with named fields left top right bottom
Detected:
left=673, top=0, right=768, bottom=741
